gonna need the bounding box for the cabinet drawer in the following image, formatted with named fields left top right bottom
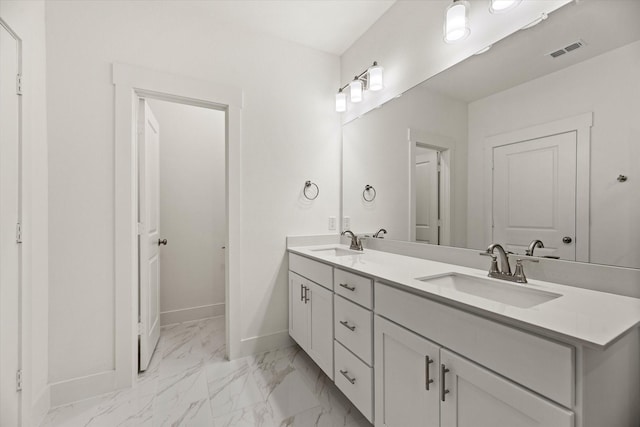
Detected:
left=335, top=341, right=373, bottom=423
left=334, top=268, right=373, bottom=308
left=335, top=296, right=373, bottom=365
left=375, top=282, right=574, bottom=408
left=289, top=253, right=333, bottom=290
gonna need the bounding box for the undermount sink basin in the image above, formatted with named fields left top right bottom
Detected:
left=311, top=247, right=362, bottom=257
left=416, top=273, right=561, bottom=309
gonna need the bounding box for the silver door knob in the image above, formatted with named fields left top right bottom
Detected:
left=158, top=239, right=168, bottom=246
left=562, top=236, right=572, bottom=244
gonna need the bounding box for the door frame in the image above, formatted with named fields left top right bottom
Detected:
left=483, top=112, right=592, bottom=262
left=113, top=63, right=242, bottom=388
left=0, top=16, right=22, bottom=427
left=408, top=128, right=454, bottom=246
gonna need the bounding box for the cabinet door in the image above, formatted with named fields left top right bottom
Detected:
left=440, top=349, right=574, bottom=427
left=307, top=280, right=334, bottom=379
left=289, top=272, right=308, bottom=350
left=375, top=316, right=440, bottom=427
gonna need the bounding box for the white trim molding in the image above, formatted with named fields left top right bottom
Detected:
left=483, top=112, right=593, bottom=262
left=160, top=304, right=225, bottom=326
left=112, top=63, right=243, bottom=393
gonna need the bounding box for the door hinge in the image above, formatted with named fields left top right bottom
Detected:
left=16, top=74, right=22, bottom=96
left=137, top=222, right=144, bottom=235
left=16, top=223, right=22, bottom=244
left=137, top=322, right=144, bottom=336
left=16, top=370, right=22, bottom=391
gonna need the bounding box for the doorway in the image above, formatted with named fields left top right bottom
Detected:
left=113, top=63, right=242, bottom=390
left=136, top=97, right=226, bottom=371
left=0, top=17, right=22, bottom=427
left=414, top=145, right=440, bottom=244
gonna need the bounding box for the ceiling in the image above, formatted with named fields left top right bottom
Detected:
left=189, top=0, right=396, bottom=56
left=424, top=0, right=640, bottom=102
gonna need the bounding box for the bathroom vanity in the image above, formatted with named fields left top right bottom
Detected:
left=287, top=243, right=640, bottom=427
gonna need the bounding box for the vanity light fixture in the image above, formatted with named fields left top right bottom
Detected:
left=489, top=0, right=522, bottom=14
left=335, top=61, right=384, bottom=112
left=349, top=77, right=363, bottom=103
left=335, top=89, right=347, bottom=112
left=444, top=0, right=470, bottom=43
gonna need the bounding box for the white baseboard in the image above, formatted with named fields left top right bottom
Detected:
left=160, top=303, right=225, bottom=326
left=30, top=386, right=50, bottom=426
left=234, top=329, right=293, bottom=359
left=49, top=371, right=116, bottom=408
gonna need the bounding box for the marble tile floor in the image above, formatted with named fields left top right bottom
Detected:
left=42, top=316, right=372, bottom=427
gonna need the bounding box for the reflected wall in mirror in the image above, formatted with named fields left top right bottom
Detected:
left=342, top=0, right=640, bottom=269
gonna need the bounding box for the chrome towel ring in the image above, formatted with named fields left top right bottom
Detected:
left=363, top=184, right=376, bottom=202
left=303, top=180, right=319, bottom=200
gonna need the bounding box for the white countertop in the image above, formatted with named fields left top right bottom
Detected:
left=288, top=244, right=640, bottom=349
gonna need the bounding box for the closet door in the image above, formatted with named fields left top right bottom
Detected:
left=0, top=20, right=21, bottom=427
left=375, top=316, right=440, bottom=427
left=440, top=349, right=573, bottom=427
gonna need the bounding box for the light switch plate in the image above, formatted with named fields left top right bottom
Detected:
left=328, top=216, right=336, bottom=231
left=343, top=216, right=351, bottom=230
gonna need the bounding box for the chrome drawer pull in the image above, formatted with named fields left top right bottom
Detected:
left=339, top=320, right=356, bottom=331
left=340, top=369, right=356, bottom=384
left=441, top=364, right=450, bottom=401
left=425, top=355, right=434, bottom=390
left=339, top=283, right=356, bottom=291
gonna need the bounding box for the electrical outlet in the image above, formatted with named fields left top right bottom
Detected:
left=328, top=216, right=336, bottom=231
left=343, top=216, right=351, bottom=230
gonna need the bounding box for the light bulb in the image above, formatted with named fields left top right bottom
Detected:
left=350, top=78, right=363, bottom=103
left=444, top=0, right=470, bottom=43
left=368, top=62, right=384, bottom=91
left=335, top=90, right=346, bottom=112
left=489, top=0, right=521, bottom=13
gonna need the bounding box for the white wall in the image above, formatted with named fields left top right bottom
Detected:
left=342, top=83, right=467, bottom=246
left=467, top=40, right=640, bottom=269
left=46, top=0, right=340, bottom=398
left=340, top=0, right=571, bottom=123
left=0, top=1, right=49, bottom=424
left=146, top=99, right=226, bottom=324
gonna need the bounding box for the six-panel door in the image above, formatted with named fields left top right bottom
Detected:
left=375, top=316, right=440, bottom=427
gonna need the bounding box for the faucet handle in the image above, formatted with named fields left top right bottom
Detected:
left=513, top=258, right=539, bottom=283
left=479, top=252, right=499, bottom=275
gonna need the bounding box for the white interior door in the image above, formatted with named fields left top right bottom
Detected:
left=492, top=132, right=577, bottom=260
left=415, top=147, right=439, bottom=244
left=138, top=99, right=161, bottom=371
left=0, top=20, right=21, bottom=427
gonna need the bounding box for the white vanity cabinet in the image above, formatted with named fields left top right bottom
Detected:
left=288, top=255, right=334, bottom=379
left=375, top=312, right=573, bottom=427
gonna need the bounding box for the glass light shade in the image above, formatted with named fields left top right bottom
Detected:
left=489, top=0, right=521, bottom=13
left=350, top=79, right=363, bottom=103
left=368, top=64, right=384, bottom=91
left=444, top=0, right=470, bottom=43
left=335, top=91, right=347, bottom=112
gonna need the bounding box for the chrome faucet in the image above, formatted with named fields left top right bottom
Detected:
left=373, top=228, right=387, bottom=238
left=342, top=230, right=363, bottom=251
left=525, top=239, right=544, bottom=256
left=479, top=243, right=538, bottom=283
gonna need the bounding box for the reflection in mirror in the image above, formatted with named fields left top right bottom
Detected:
left=342, top=0, right=640, bottom=269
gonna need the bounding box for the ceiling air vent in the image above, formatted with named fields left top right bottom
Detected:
left=547, top=40, right=586, bottom=58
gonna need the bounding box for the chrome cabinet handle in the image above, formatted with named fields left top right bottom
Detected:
left=340, top=370, right=356, bottom=384
left=441, top=364, right=450, bottom=401
left=300, top=284, right=304, bottom=302
left=339, top=283, right=356, bottom=291
left=425, top=356, right=434, bottom=390
left=303, top=286, right=310, bottom=303
left=339, top=320, right=356, bottom=331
